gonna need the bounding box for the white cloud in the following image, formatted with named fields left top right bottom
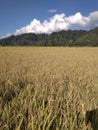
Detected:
left=88, top=11, right=98, bottom=28
left=14, top=11, right=98, bottom=35
left=48, top=9, right=57, bottom=13
left=0, top=33, right=11, bottom=39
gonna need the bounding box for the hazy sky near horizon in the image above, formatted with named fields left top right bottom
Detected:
left=0, top=0, right=98, bottom=38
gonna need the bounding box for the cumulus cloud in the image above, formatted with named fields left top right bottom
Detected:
left=48, top=9, right=57, bottom=13
left=15, top=11, right=98, bottom=35
left=88, top=11, right=98, bottom=28
left=0, top=33, right=11, bottom=39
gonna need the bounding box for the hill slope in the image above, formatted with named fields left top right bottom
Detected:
left=75, top=27, right=98, bottom=46
left=0, top=27, right=98, bottom=46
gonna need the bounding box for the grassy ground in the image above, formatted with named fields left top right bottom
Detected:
left=0, top=47, right=98, bottom=130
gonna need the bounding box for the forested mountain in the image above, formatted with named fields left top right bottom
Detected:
left=0, top=27, right=98, bottom=46
left=75, top=27, right=98, bottom=46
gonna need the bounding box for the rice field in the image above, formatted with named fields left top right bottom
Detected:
left=0, top=47, right=98, bottom=130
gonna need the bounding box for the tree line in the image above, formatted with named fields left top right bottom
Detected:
left=0, top=27, right=98, bottom=46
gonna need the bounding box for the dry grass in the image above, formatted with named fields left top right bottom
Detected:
left=0, top=47, right=98, bottom=130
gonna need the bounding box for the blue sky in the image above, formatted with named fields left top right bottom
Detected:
left=0, top=0, right=98, bottom=37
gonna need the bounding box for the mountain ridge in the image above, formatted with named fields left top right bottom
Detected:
left=0, top=27, right=98, bottom=46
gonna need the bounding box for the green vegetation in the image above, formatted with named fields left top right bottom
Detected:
left=75, top=27, right=98, bottom=46
left=0, top=30, right=86, bottom=46
left=0, top=47, right=98, bottom=130
left=0, top=30, right=87, bottom=46
left=0, top=27, right=98, bottom=46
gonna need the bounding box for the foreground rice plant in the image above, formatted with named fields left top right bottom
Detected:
left=0, top=47, right=98, bottom=130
